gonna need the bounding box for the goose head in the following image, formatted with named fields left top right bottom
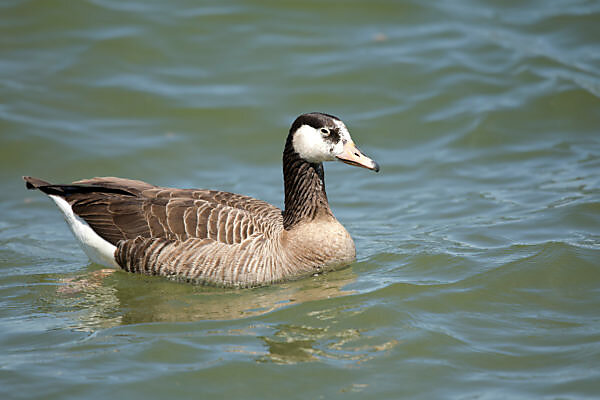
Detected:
left=288, top=112, right=380, bottom=172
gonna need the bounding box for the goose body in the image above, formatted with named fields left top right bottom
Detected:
left=24, top=113, right=379, bottom=287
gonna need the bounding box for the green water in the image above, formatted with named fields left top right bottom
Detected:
left=1, top=0, right=600, bottom=398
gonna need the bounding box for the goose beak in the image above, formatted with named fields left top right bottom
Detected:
left=336, top=141, right=380, bottom=172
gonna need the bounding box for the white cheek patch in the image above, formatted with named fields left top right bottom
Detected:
left=331, top=140, right=345, bottom=157
left=292, top=125, right=337, bottom=163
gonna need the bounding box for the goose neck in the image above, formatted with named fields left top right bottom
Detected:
left=282, top=146, right=332, bottom=229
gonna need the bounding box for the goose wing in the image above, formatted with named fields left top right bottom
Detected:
left=28, top=177, right=283, bottom=246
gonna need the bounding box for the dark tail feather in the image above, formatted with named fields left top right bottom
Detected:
left=23, top=176, right=69, bottom=196
left=24, top=176, right=51, bottom=190
left=23, top=176, right=134, bottom=197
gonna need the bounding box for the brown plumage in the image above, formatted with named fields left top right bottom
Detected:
left=24, top=112, right=379, bottom=287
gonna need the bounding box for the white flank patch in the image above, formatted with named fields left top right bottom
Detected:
left=49, top=195, right=120, bottom=268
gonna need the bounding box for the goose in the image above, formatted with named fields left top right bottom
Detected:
left=24, top=112, right=379, bottom=287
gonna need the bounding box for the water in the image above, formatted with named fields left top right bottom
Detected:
left=1, top=0, right=599, bottom=398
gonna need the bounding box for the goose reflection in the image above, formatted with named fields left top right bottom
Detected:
left=55, top=265, right=358, bottom=329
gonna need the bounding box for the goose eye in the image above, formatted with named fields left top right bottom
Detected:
left=320, top=128, right=330, bottom=137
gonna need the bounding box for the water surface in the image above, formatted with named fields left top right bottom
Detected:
left=1, top=0, right=599, bottom=398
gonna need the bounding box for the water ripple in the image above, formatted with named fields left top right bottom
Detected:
left=1, top=0, right=600, bottom=398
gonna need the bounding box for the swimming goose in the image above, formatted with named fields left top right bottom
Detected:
left=24, top=112, right=379, bottom=287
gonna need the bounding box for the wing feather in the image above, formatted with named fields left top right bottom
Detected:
left=37, top=177, right=282, bottom=247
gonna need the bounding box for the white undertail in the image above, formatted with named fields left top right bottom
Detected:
left=49, top=195, right=119, bottom=268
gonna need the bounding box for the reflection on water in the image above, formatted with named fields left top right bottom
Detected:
left=52, top=265, right=357, bottom=329
left=258, top=323, right=399, bottom=365
left=52, top=269, right=123, bottom=331
left=49, top=266, right=400, bottom=365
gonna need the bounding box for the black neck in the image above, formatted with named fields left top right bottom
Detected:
left=282, top=142, right=332, bottom=229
